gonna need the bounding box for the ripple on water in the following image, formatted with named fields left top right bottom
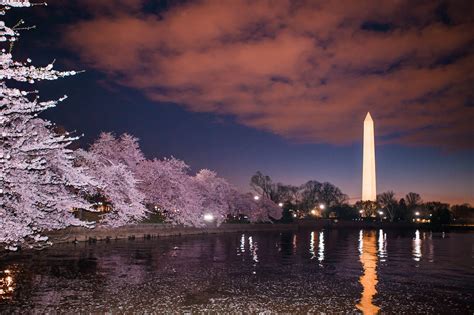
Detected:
left=0, top=229, right=472, bottom=313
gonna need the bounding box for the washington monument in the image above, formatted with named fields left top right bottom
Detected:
left=362, top=112, right=377, bottom=201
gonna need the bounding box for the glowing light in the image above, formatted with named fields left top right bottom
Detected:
left=278, top=202, right=283, bottom=207
left=293, top=213, right=297, bottom=218
left=203, top=213, right=214, bottom=222
left=319, top=204, right=325, bottom=210
left=1, top=269, right=15, bottom=300
left=253, top=195, right=260, bottom=201
left=311, top=209, right=317, bottom=215
left=415, top=211, right=420, bottom=216
left=378, top=211, right=383, bottom=216
left=359, top=209, right=364, bottom=214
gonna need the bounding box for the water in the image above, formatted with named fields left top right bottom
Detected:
left=0, top=229, right=472, bottom=313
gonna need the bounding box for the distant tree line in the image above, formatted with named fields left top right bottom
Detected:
left=250, top=171, right=348, bottom=221
left=250, top=172, right=474, bottom=224
left=357, top=191, right=474, bottom=224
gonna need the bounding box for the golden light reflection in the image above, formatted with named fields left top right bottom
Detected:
left=356, top=231, right=380, bottom=315
left=0, top=269, right=15, bottom=300
left=412, top=230, right=422, bottom=262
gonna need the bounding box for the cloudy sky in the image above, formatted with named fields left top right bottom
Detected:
left=7, top=0, right=473, bottom=203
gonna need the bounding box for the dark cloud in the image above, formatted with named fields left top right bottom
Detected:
left=64, top=0, right=474, bottom=148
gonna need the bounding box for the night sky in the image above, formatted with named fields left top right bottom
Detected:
left=6, top=0, right=473, bottom=204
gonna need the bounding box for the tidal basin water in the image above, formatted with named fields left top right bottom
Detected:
left=0, top=229, right=472, bottom=313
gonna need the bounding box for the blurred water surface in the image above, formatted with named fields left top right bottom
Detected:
left=0, top=229, right=472, bottom=313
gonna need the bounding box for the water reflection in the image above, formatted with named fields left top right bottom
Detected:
left=0, top=269, right=15, bottom=300
left=248, top=236, right=258, bottom=263
left=427, top=232, right=434, bottom=263
left=377, top=229, right=387, bottom=262
left=356, top=231, right=380, bottom=315
left=413, top=230, right=422, bottom=262
left=0, top=230, right=471, bottom=313
left=309, top=231, right=316, bottom=259
left=318, top=231, right=325, bottom=264
left=292, top=234, right=297, bottom=254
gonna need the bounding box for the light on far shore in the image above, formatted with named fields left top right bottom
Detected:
left=203, top=213, right=214, bottom=222
left=415, top=211, right=420, bottom=216
left=319, top=204, right=325, bottom=210
left=254, top=195, right=260, bottom=201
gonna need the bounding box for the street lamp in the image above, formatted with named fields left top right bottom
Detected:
left=254, top=195, right=260, bottom=201
left=415, top=211, right=420, bottom=216
left=278, top=202, right=283, bottom=207
left=311, top=209, right=317, bottom=216
left=203, top=213, right=214, bottom=222
left=319, top=204, right=325, bottom=210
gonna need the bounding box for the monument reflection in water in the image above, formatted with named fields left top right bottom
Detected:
left=357, top=230, right=380, bottom=314
left=0, top=229, right=472, bottom=313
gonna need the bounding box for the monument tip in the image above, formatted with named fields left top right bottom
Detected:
left=365, top=112, right=373, bottom=121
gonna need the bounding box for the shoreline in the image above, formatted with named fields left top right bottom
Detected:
left=45, top=220, right=473, bottom=245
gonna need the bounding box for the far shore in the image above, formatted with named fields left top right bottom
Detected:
left=44, top=220, right=473, bottom=246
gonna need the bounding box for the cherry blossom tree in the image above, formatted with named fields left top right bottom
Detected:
left=192, top=169, right=233, bottom=225
left=75, top=137, right=148, bottom=227
left=88, top=132, right=145, bottom=170
left=0, top=2, right=95, bottom=249
left=136, top=157, right=204, bottom=226
left=229, top=192, right=282, bottom=222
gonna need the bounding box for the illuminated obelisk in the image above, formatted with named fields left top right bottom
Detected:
left=362, top=112, right=376, bottom=201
